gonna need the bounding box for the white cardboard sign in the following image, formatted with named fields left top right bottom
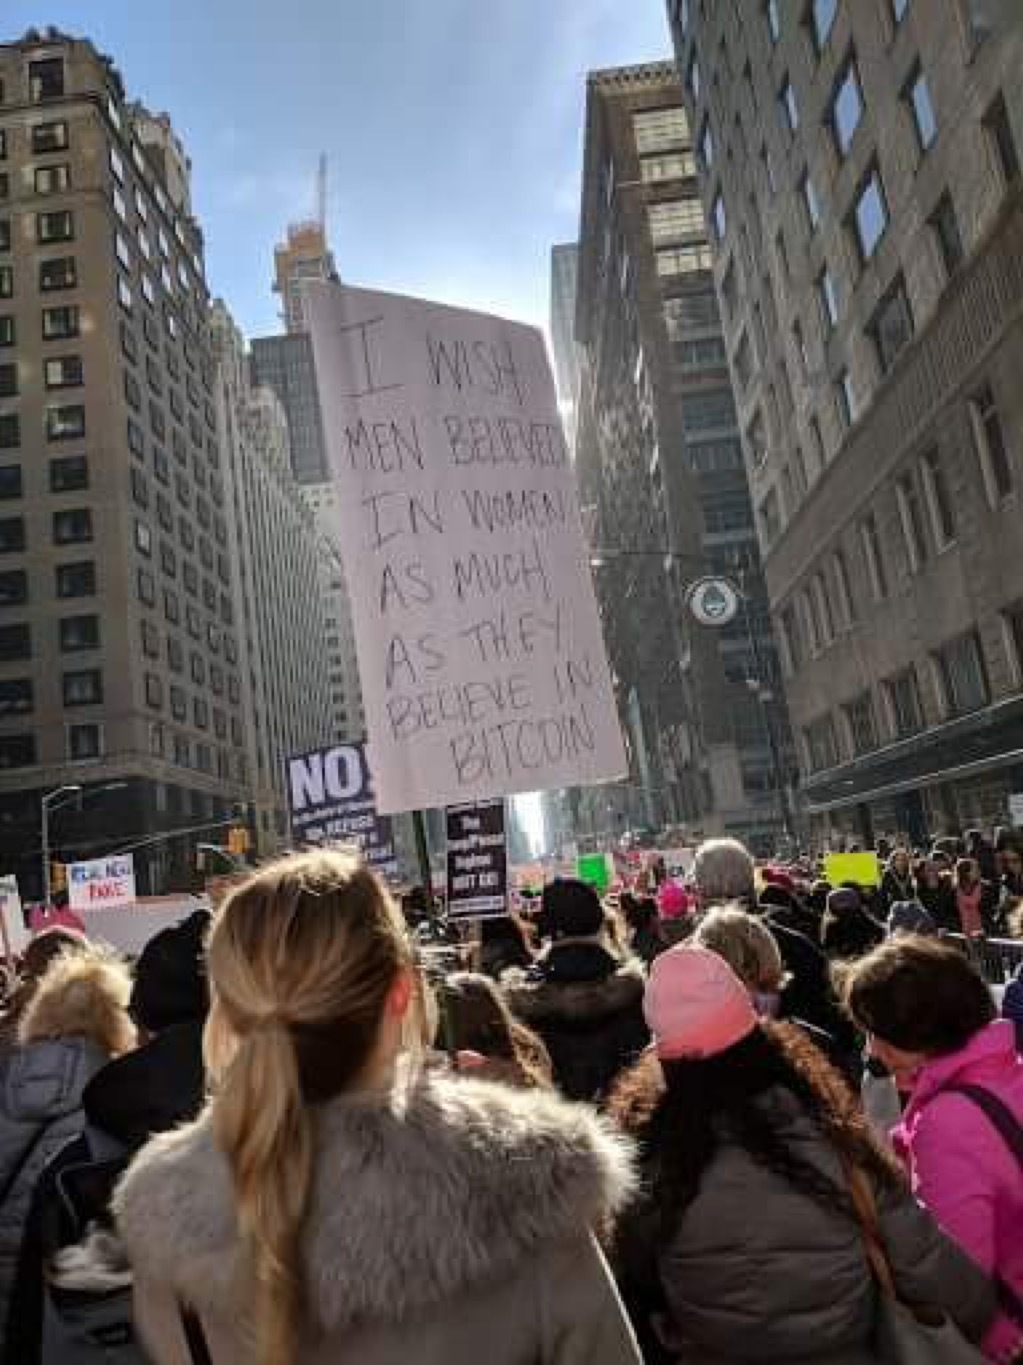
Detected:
left=0, top=875, right=29, bottom=955
left=68, top=854, right=136, bottom=912
left=307, top=282, right=626, bottom=814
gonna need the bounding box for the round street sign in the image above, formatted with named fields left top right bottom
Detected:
left=687, top=577, right=741, bottom=627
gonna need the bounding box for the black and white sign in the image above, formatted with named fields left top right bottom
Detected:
left=287, top=743, right=398, bottom=877
left=306, top=282, right=627, bottom=813
left=446, top=799, right=508, bottom=919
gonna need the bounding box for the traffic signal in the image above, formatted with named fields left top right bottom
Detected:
left=51, top=861, right=67, bottom=894
left=227, top=826, right=250, bottom=857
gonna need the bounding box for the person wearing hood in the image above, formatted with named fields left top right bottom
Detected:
left=503, top=879, right=648, bottom=1103
left=0, top=944, right=134, bottom=1356
left=609, top=946, right=1004, bottom=1364
left=115, top=850, right=641, bottom=1365
left=886, top=898, right=937, bottom=938
left=821, top=885, right=885, bottom=960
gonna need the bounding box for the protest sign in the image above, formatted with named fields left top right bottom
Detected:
left=287, top=742, right=398, bottom=877
left=823, top=851, right=881, bottom=888
left=446, top=799, right=508, bottom=919
left=306, top=281, right=626, bottom=814
left=577, top=852, right=612, bottom=895
left=68, top=855, right=136, bottom=912
left=0, top=875, right=29, bottom=957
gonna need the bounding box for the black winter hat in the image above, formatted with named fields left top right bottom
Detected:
left=131, top=909, right=211, bottom=1033
left=539, top=878, right=604, bottom=940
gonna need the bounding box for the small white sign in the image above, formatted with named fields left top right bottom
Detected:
left=1009, top=793, right=1023, bottom=827
left=68, top=854, right=136, bottom=912
left=0, top=875, right=29, bottom=955
left=687, top=577, right=741, bottom=628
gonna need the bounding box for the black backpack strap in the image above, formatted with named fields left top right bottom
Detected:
left=180, top=1303, right=213, bottom=1365
left=941, top=1083, right=1023, bottom=1165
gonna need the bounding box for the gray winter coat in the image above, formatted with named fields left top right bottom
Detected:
left=115, top=1069, right=642, bottom=1365
left=649, top=1089, right=997, bottom=1364
left=0, top=1037, right=108, bottom=1338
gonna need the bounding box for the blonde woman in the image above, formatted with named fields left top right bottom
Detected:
left=116, top=850, right=640, bottom=1365
left=0, top=944, right=134, bottom=1349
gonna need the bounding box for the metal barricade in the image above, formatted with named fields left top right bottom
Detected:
left=944, top=932, right=1023, bottom=985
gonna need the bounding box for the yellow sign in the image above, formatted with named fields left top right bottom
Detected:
left=227, top=827, right=250, bottom=857
left=823, top=852, right=881, bottom=888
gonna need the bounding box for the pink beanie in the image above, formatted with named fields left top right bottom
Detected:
left=644, top=945, right=758, bottom=1060
left=657, top=881, right=690, bottom=920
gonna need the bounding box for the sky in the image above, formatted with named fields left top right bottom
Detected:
left=7, top=0, right=672, bottom=340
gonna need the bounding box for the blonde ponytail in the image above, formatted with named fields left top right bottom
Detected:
left=204, top=850, right=411, bottom=1364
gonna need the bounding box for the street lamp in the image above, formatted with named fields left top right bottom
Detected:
left=40, top=781, right=129, bottom=907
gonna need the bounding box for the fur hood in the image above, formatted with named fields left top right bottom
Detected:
left=114, top=1069, right=635, bottom=1332
left=503, top=953, right=646, bottom=1026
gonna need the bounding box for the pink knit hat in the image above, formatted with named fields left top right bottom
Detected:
left=644, top=945, right=758, bottom=1060
left=656, top=880, right=691, bottom=920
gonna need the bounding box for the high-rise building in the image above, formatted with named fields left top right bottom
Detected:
left=249, top=333, right=329, bottom=485
left=300, top=480, right=365, bottom=742
left=273, top=218, right=337, bottom=335
left=0, top=29, right=256, bottom=895
left=210, top=302, right=335, bottom=850
left=550, top=243, right=582, bottom=449
left=669, top=0, right=1023, bottom=845
left=575, top=63, right=793, bottom=852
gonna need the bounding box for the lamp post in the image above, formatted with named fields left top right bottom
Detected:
left=40, top=780, right=130, bottom=906
left=589, top=547, right=795, bottom=846
left=41, top=785, right=82, bottom=907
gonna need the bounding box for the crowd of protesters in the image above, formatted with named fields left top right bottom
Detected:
left=0, top=832, right=1019, bottom=1362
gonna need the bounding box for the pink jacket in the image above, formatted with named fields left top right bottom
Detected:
left=893, top=1020, right=1023, bottom=1361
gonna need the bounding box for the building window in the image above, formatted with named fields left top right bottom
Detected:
left=890, top=0, right=909, bottom=22
left=39, top=256, right=76, bottom=291
left=53, top=508, right=92, bottom=545
left=135, top=520, right=153, bottom=557
left=844, top=692, right=878, bottom=754
left=0, top=514, right=24, bottom=554
left=0, top=363, right=15, bottom=399
left=44, top=355, right=83, bottom=389
left=779, top=604, right=802, bottom=674
left=861, top=512, right=887, bottom=599
left=0, top=679, right=33, bottom=715
left=56, top=561, right=95, bottom=598
left=930, top=191, right=964, bottom=278
left=656, top=244, right=713, bottom=275
left=779, top=78, right=799, bottom=133
left=970, top=385, right=1013, bottom=505
left=0, top=734, right=37, bottom=769
left=63, top=669, right=103, bottom=706
left=37, top=210, right=73, bottom=244
left=765, top=0, right=781, bottom=41
left=45, top=404, right=85, bottom=441
left=934, top=632, right=989, bottom=717
left=0, top=267, right=11, bottom=299
left=885, top=668, right=923, bottom=738
left=869, top=275, right=914, bottom=374
left=0, top=623, right=30, bottom=661
left=32, top=120, right=69, bottom=153
left=0, top=568, right=27, bottom=606
left=687, top=54, right=701, bottom=103
left=34, top=163, right=70, bottom=195
left=0, top=317, right=12, bottom=349
left=42, top=305, right=79, bottom=340
left=896, top=472, right=929, bottom=572
left=830, top=56, right=863, bottom=157
left=817, top=266, right=839, bottom=329
left=852, top=166, right=888, bottom=261
left=809, top=0, right=838, bottom=51
left=698, top=121, right=714, bottom=171
left=905, top=65, right=937, bottom=152
left=633, top=106, right=689, bottom=154
left=805, top=714, right=839, bottom=771
left=648, top=198, right=705, bottom=242
left=834, top=549, right=855, bottom=627
left=0, top=414, right=18, bottom=450
left=29, top=58, right=65, bottom=101
left=59, top=614, right=100, bottom=652
left=67, top=723, right=102, bottom=761
left=814, top=570, right=836, bottom=644
left=712, top=193, right=726, bottom=242
left=50, top=455, right=88, bottom=493
left=1003, top=605, right=1023, bottom=685
left=759, top=488, right=782, bottom=546
left=921, top=448, right=956, bottom=549
left=835, top=370, right=856, bottom=428
left=117, top=276, right=133, bottom=312
left=145, top=673, right=163, bottom=710
left=0, top=465, right=20, bottom=501
left=799, top=171, right=820, bottom=233
left=984, top=93, right=1020, bottom=186
left=641, top=152, right=695, bottom=182
left=141, top=620, right=159, bottom=658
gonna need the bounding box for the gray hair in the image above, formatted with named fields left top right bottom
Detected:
left=693, top=837, right=756, bottom=906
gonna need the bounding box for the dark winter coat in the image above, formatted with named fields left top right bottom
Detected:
left=879, top=868, right=915, bottom=913
left=917, top=878, right=958, bottom=931
left=115, top=1071, right=642, bottom=1365
left=616, top=1088, right=997, bottom=1364
left=503, top=942, right=648, bottom=1102
left=0, top=1038, right=107, bottom=1350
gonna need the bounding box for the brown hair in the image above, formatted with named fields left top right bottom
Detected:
left=204, top=849, right=412, bottom=1365
left=18, top=943, right=135, bottom=1056
left=435, top=972, right=552, bottom=1088
left=838, top=935, right=995, bottom=1056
